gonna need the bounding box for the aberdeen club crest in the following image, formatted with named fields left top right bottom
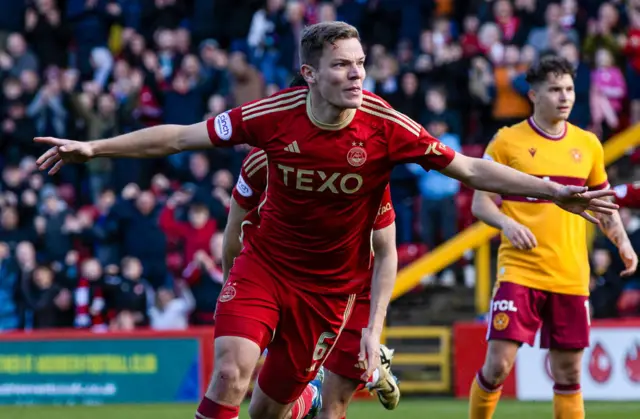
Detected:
left=347, top=142, right=367, bottom=167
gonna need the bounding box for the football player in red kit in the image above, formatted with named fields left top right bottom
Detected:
left=223, top=148, right=400, bottom=419
left=35, top=21, right=617, bottom=419
left=613, top=182, right=640, bottom=208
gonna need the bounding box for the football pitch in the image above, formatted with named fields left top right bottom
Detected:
left=2, top=399, right=640, bottom=419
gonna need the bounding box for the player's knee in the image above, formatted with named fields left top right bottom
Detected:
left=483, top=357, right=513, bottom=384
left=318, top=389, right=350, bottom=419
left=208, top=362, right=252, bottom=402
left=247, top=397, right=283, bottom=419
left=483, top=342, right=518, bottom=384
left=208, top=337, right=261, bottom=402
left=317, top=400, right=348, bottom=419
left=550, top=353, right=582, bottom=385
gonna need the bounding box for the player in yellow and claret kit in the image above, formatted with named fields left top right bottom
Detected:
left=468, top=56, right=639, bottom=419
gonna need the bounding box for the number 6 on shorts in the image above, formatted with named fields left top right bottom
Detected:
left=309, top=331, right=337, bottom=371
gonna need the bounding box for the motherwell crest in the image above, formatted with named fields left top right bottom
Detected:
left=570, top=148, right=582, bottom=162
left=492, top=313, right=509, bottom=331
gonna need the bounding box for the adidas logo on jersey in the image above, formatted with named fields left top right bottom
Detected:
left=284, top=141, right=301, bottom=153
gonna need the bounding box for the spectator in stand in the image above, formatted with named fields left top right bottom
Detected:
left=407, top=118, right=461, bottom=285
left=622, top=2, right=640, bottom=124
left=73, top=257, right=107, bottom=330
left=149, top=280, right=195, bottom=330
left=527, top=2, right=579, bottom=54
left=106, top=185, right=168, bottom=288
left=0, top=206, right=35, bottom=249
left=183, top=233, right=224, bottom=325
left=460, top=15, right=482, bottom=58
left=492, top=0, right=528, bottom=45
left=387, top=72, right=423, bottom=123
left=160, top=189, right=217, bottom=272
left=21, top=264, right=74, bottom=329
left=490, top=44, right=532, bottom=131
left=0, top=242, right=21, bottom=331
left=25, top=0, right=70, bottom=70
left=3, top=33, right=38, bottom=78
left=66, top=0, right=123, bottom=77
left=38, top=187, right=76, bottom=263
left=560, top=41, right=592, bottom=129
left=583, top=2, right=622, bottom=65
left=227, top=51, right=265, bottom=107
left=104, top=256, right=153, bottom=328
left=590, top=47, right=627, bottom=135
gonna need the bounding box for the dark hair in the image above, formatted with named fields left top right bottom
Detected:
left=289, top=73, right=308, bottom=88
left=525, top=55, right=575, bottom=86
left=300, top=21, right=360, bottom=68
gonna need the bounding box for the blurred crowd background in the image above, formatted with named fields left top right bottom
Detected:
left=1, top=0, right=640, bottom=333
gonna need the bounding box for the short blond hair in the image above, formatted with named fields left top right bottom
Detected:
left=300, top=21, right=360, bottom=68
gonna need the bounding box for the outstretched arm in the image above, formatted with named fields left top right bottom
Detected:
left=35, top=121, right=211, bottom=173
left=442, top=153, right=617, bottom=222
left=443, top=153, right=560, bottom=199
left=594, top=199, right=638, bottom=276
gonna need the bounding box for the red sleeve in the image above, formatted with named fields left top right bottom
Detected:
left=206, top=88, right=308, bottom=148
left=614, top=183, right=640, bottom=209
left=206, top=107, right=260, bottom=148
left=232, top=149, right=268, bottom=210
left=373, top=184, right=395, bottom=230
left=389, top=123, right=456, bottom=170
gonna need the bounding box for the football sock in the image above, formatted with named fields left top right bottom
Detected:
left=290, top=383, right=315, bottom=419
left=364, top=368, right=381, bottom=390
left=195, top=397, right=239, bottom=419
left=469, top=370, right=502, bottom=419
left=553, top=383, right=584, bottom=419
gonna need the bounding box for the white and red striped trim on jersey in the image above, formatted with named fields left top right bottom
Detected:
left=242, top=149, right=267, bottom=178
left=241, top=88, right=308, bottom=122
left=358, top=93, right=422, bottom=137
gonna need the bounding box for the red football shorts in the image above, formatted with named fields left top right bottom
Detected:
left=214, top=254, right=356, bottom=404
left=486, top=281, right=590, bottom=349
left=323, top=291, right=370, bottom=383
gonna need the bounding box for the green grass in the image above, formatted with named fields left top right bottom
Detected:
left=1, top=399, right=639, bottom=419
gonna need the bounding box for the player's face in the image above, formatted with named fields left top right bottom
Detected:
left=531, top=73, right=575, bottom=122
left=315, top=38, right=366, bottom=109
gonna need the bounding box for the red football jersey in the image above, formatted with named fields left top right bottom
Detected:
left=207, top=87, right=454, bottom=294
left=614, top=183, right=640, bottom=208
left=232, top=147, right=396, bottom=231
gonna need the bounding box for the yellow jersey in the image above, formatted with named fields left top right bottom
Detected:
left=484, top=118, right=609, bottom=296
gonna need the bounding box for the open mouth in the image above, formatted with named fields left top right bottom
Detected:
left=345, top=87, right=361, bottom=93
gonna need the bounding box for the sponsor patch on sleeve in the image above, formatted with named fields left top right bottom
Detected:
left=214, top=112, right=232, bottom=141
left=236, top=175, right=252, bottom=197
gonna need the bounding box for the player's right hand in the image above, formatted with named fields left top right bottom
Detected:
left=502, top=219, right=537, bottom=250
left=34, top=137, right=94, bottom=175
left=552, top=185, right=617, bottom=223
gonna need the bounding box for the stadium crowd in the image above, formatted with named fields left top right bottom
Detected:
left=0, top=0, right=639, bottom=332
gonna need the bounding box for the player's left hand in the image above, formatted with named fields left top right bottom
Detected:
left=34, top=137, right=94, bottom=175
left=618, top=240, right=638, bottom=277
left=552, top=186, right=618, bottom=223
left=359, top=327, right=381, bottom=381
